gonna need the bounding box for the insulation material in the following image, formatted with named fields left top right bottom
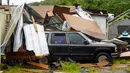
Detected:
left=23, top=23, right=49, bottom=56
left=3, top=4, right=24, bottom=50
left=62, top=21, right=71, bottom=31
left=63, top=14, right=105, bottom=39
left=75, top=6, right=93, bottom=21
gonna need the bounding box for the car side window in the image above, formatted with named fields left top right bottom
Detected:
left=51, top=33, right=67, bottom=44
left=68, top=33, right=87, bottom=44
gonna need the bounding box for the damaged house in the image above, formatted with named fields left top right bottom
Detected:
left=32, top=5, right=106, bottom=39
left=107, top=9, right=130, bottom=39
left=1, top=4, right=49, bottom=62
left=0, top=4, right=118, bottom=66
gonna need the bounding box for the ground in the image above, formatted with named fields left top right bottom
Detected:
left=1, top=59, right=130, bottom=73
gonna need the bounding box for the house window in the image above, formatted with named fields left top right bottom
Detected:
left=118, top=25, right=130, bottom=34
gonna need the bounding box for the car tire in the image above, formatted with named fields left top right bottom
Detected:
left=39, top=56, right=49, bottom=64
left=95, top=52, right=111, bottom=63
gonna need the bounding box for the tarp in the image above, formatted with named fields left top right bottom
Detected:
left=3, top=4, right=24, bottom=51
left=13, top=11, right=24, bottom=52
left=63, top=14, right=105, bottom=39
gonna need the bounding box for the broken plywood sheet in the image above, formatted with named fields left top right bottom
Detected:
left=120, top=51, right=130, bottom=57
left=63, top=14, right=105, bottom=39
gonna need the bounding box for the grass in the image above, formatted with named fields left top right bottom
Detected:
left=1, top=59, right=130, bottom=73
left=3, top=65, right=24, bottom=73
left=87, top=67, right=99, bottom=73
left=112, top=59, right=130, bottom=72
left=111, top=66, right=117, bottom=72
left=0, top=63, right=47, bottom=73
left=60, top=61, right=81, bottom=73
left=0, top=64, right=24, bottom=73
left=125, top=66, right=130, bottom=72
left=113, top=59, right=130, bottom=64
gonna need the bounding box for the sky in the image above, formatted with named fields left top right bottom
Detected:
left=2, top=0, right=43, bottom=5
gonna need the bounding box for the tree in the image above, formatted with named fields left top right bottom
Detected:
left=29, top=0, right=130, bottom=16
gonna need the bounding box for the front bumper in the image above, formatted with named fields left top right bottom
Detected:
left=111, top=53, right=119, bottom=58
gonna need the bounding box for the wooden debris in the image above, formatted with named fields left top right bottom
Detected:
left=113, top=64, right=128, bottom=69
left=27, top=61, right=49, bottom=69
left=5, top=51, right=36, bottom=60
left=96, top=60, right=109, bottom=67
left=31, top=16, right=38, bottom=32
left=120, top=51, right=130, bottom=57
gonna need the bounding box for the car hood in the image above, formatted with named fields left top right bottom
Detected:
left=91, top=41, right=116, bottom=47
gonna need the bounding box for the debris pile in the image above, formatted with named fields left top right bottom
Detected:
left=43, top=5, right=105, bottom=39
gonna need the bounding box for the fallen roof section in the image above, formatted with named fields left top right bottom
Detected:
left=32, top=5, right=75, bottom=19
left=63, top=14, right=105, bottom=39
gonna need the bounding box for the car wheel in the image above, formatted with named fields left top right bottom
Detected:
left=39, top=56, right=48, bottom=64
left=95, top=52, right=111, bottom=63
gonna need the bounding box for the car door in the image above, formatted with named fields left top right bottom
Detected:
left=48, top=33, right=69, bottom=58
left=68, top=33, right=93, bottom=60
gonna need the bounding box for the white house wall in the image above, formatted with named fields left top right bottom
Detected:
left=92, top=15, right=107, bottom=35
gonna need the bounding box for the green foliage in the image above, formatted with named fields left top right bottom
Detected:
left=87, top=67, right=99, bottom=73
left=29, top=0, right=130, bottom=16
left=113, top=59, right=130, bottom=64
left=29, top=2, right=40, bottom=6
left=126, top=66, right=130, bottom=72
left=60, top=61, right=81, bottom=73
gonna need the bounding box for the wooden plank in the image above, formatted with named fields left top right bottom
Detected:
left=27, top=61, right=48, bottom=69
left=5, top=51, right=36, bottom=60
left=120, top=51, right=130, bottom=57
left=31, top=16, right=38, bottom=32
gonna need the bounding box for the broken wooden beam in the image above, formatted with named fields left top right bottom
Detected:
left=27, top=61, right=49, bottom=69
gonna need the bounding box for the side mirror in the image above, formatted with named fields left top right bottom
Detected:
left=84, top=40, right=89, bottom=45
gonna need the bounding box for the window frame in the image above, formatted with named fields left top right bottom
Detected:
left=51, top=33, right=68, bottom=45
left=45, top=33, right=49, bottom=42
left=68, top=33, right=88, bottom=45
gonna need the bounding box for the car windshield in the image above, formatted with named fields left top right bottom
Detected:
left=83, top=33, right=101, bottom=42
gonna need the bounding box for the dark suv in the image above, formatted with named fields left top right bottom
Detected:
left=42, top=31, right=117, bottom=63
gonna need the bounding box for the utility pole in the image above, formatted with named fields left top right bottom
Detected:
left=7, top=0, right=9, bottom=5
